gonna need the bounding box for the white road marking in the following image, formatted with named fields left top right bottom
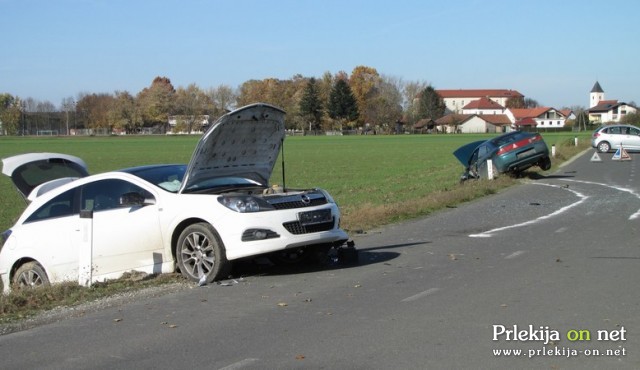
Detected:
left=560, top=179, right=640, bottom=220
left=555, top=227, right=568, bottom=233
left=469, top=183, right=588, bottom=238
left=219, top=358, right=260, bottom=370
left=505, top=250, right=525, bottom=259
left=402, top=287, right=440, bottom=302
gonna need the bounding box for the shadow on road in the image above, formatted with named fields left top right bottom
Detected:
left=229, top=248, right=402, bottom=278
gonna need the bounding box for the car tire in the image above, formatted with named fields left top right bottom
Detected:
left=176, top=223, right=230, bottom=284
left=539, top=156, right=551, bottom=171
left=597, top=141, right=611, bottom=153
left=12, top=261, right=50, bottom=289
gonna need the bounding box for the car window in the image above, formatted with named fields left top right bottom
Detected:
left=470, top=148, right=479, bottom=165
left=630, top=127, right=640, bottom=136
left=478, top=144, right=489, bottom=157
left=122, top=165, right=186, bottom=193
left=81, top=179, right=154, bottom=212
left=184, top=177, right=262, bottom=192
left=25, top=188, right=77, bottom=223
left=608, top=126, right=621, bottom=135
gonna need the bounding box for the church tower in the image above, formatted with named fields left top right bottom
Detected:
left=590, top=81, right=604, bottom=108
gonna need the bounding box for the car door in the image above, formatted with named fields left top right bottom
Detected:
left=17, top=187, right=81, bottom=283
left=80, top=178, right=165, bottom=280
left=623, top=126, right=640, bottom=151
left=606, top=126, right=623, bottom=150
left=475, top=144, right=493, bottom=178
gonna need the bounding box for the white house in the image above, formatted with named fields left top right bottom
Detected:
left=436, top=89, right=524, bottom=113
left=507, top=108, right=567, bottom=129
left=587, top=81, right=637, bottom=123
left=435, top=113, right=512, bottom=134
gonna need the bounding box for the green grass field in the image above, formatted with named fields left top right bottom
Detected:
left=0, top=132, right=592, bottom=232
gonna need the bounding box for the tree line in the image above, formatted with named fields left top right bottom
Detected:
left=5, top=64, right=623, bottom=136
left=0, top=65, right=464, bottom=135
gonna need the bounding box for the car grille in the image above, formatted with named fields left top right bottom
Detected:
left=283, top=218, right=335, bottom=235
left=271, top=198, right=327, bottom=210
left=267, top=192, right=328, bottom=210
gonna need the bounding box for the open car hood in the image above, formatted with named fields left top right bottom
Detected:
left=180, top=103, right=286, bottom=193
left=453, top=140, right=486, bottom=167
left=1, top=153, right=89, bottom=200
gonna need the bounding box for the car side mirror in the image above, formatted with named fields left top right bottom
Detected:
left=119, top=192, right=155, bottom=207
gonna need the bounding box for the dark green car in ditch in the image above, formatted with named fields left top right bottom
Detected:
left=454, top=131, right=551, bottom=182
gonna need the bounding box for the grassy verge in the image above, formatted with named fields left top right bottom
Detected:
left=0, top=132, right=592, bottom=323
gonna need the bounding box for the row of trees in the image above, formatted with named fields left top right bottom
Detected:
left=0, top=66, right=468, bottom=135
left=5, top=64, right=609, bottom=136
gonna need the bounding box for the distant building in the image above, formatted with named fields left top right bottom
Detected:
left=435, top=113, right=512, bottom=134
left=587, top=82, right=636, bottom=123
left=461, top=97, right=507, bottom=115
left=436, top=89, right=524, bottom=113
left=168, top=115, right=210, bottom=134
left=507, top=107, right=567, bottom=130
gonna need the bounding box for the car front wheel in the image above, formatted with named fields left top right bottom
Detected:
left=597, top=141, right=611, bottom=153
left=176, top=223, right=230, bottom=284
left=12, top=261, right=50, bottom=289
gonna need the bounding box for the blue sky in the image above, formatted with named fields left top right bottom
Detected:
left=1, top=0, right=638, bottom=109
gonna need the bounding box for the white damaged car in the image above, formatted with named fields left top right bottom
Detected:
left=0, top=103, right=350, bottom=291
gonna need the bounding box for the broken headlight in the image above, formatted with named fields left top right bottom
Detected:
left=218, top=196, right=275, bottom=213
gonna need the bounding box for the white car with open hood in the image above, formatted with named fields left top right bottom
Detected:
left=0, top=103, right=350, bottom=292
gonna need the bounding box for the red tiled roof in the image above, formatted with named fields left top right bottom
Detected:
left=462, top=97, right=505, bottom=110
left=589, top=100, right=620, bottom=112
left=515, top=117, right=537, bottom=126
left=436, top=89, right=524, bottom=99
left=560, top=109, right=573, bottom=117
left=414, top=118, right=435, bottom=129
left=510, top=107, right=552, bottom=119
left=478, top=114, right=512, bottom=125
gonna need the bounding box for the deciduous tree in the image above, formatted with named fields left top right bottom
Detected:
left=174, top=84, right=209, bottom=133
left=76, top=93, right=115, bottom=131
left=349, top=65, right=381, bottom=125
left=0, top=94, right=21, bottom=135
left=206, top=84, right=237, bottom=118
left=369, top=75, right=403, bottom=132
left=402, top=80, right=430, bottom=125
left=137, top=76, right=176, bottom=132
left=109, top=91, right=139, bottom=133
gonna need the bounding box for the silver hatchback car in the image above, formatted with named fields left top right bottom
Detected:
left=591, top=124, right=640, bottom=152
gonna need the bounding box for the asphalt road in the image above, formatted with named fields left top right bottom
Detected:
left=1, top=148, right=639, bottom=369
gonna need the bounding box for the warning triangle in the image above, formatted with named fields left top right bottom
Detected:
left=590, top=152, right=602, bottom=162
left=612, top=147, right=632, bottom=161
left=621, top=147, right=631, bottom=161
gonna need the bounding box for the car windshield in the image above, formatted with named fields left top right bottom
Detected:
left=183, top=177, right=263, bottom=193
left=121, top=165, right=186, bottom=193
left=121, top=165, right=264, bottom=193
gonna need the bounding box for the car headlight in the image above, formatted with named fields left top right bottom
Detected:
left=218, top=196, right=275, bottom=213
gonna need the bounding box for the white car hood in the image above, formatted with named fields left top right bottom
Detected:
left=179, top=103, right=286, bottom=193
left=1, top=152, right=89, bottom=200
